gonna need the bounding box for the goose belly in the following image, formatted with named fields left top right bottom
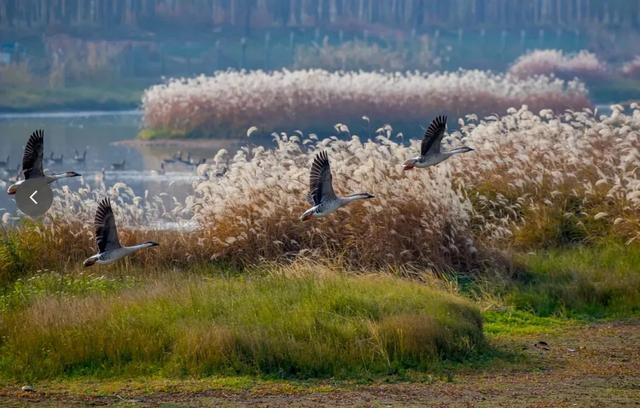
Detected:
left=416, top=154, right=449, bottom=168
left=315, top=200, right=342, bottom=217
left=97, top=248, right=135, bottom=264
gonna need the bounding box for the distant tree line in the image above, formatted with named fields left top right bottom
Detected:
left=1, top=0, right=638, bottom=32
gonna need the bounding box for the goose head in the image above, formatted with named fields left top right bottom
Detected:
left=300, top=208, right=316, bottom=222
left=83, top=257, right=97, bottom=267
left=402, top=158, right=418, bottom=171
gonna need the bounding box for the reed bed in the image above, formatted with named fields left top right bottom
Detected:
left=3, top=105, right=639, bottom=278
left=508, top=49, right=607, bottom=80
left=621, top=56, right=640, bottom=79
left=141, top=69, right=589, bottom=138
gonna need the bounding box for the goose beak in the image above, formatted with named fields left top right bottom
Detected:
left=83, top=258, right=96, bottom=267
left=402, top=163, right=414, bottom=171
left=300, top=211, right=313, bottom=222
left=7, top=185, right=17, bottom=195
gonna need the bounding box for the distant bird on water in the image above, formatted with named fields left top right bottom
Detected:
left=163, top=151, right=182, bottom=164
left=48, top=152, right=64, bottom=165
left=111, top=159, right=126, bottom=170
left=83, top=198, right=159, bottom=267
left=300, top=150, right=374, bottom=221
left=7, top=130, right=81, bottom=195
left=402, top=115, right=473, bottom=171
left=73, top=149, right=87, bottom=163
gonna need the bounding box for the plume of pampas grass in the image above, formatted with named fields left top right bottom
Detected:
left=6, top=106, right=639, bottom=273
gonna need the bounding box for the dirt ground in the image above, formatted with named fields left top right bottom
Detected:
left=2, top=321, right=639, bottom=407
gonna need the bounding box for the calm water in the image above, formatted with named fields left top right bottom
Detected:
left=0, top=111, right=244, bottom=216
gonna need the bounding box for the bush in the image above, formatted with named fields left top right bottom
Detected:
left=509, top=49, right=607, bottom=81
left=621, top=56, right=640, bottom=79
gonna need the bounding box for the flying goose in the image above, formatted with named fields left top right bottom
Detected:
left=300, top=151, right=374, bottom=221
left=83, top=198, right=159, bottom=267
left=73, top=149, right=87, bottom=163
left=7, top=130, right=81, bottom=195
left=0, top=155, right=9, bottom=168
left=111, top=159, right=126, bottom=170
left=402, top=115, right=473, bottom=171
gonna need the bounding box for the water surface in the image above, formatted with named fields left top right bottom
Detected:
left=0, top=111, right=243, bottom=217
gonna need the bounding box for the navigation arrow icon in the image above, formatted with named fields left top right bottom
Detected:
left=15, top=178, right=53, bottom=218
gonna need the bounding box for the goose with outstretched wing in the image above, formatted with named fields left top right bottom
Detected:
left=83, top=198, right=159, bottom=267
left=7, top=130, right=81, bottom=195
left=402, top=115, right=473, bottom=170
left=300, top=151, right=374, bottom=221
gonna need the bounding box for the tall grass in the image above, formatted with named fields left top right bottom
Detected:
left=0, top=266, right=484, bottom=380
left=506, top=242, right=640, bottom=318
left=2, top=105, right=639, bottom=276
left=141, top=69, right=589, bottom=138
left=509, top=49, right=607, bottom=80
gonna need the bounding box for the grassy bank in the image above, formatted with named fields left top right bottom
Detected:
left=0, top=85, right=142, bottom=113
left=1, top=237, right=639, bottom=384
left=0, top=266, right=484, bottom=381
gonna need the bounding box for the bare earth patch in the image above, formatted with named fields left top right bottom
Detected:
left=1, top=320, right=638, bottom=407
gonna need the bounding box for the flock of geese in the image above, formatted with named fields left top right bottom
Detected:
left=6, top=115, right=472, bottom=267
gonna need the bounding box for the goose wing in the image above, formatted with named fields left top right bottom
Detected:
left=94, top=198, right=121, bottom=253
left=420, top=115, right=447, bottom=156
left=22, top=130, right=45, bottom=179
left=309, top=150, right=336, bottom=205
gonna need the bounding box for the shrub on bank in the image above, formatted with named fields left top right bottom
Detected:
left=508, top=49, right=607, bottom=81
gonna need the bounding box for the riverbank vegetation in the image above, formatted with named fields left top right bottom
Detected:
left=1, top=104, right=639, bottom=384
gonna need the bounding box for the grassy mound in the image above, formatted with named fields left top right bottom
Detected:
left=0, top=267, right=484, bottom=381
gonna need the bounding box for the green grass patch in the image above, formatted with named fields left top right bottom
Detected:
left=0, top=272, right=136, bottom=313
left=0, top=269, right=484, bottom=381
left=0, top=85, right=142, bottom=112
left=483, top=309, right=569, bottom=337
left=137, top=128, right=189, bottom=140
left=506, top=242, right=640, bottom=319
